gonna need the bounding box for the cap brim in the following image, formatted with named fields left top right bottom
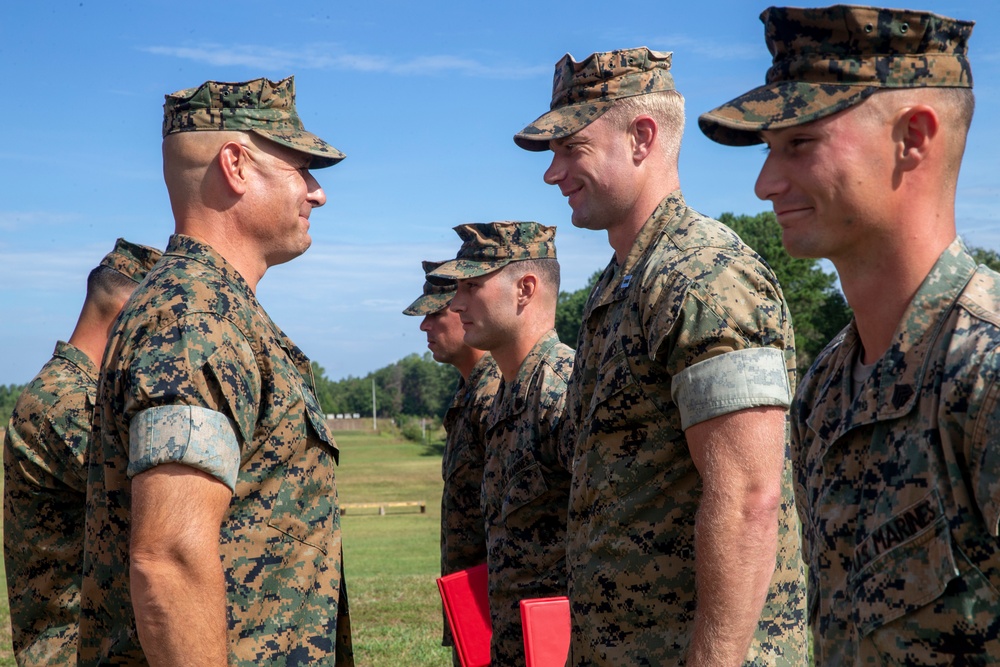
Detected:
left=698, top=81, right=879, bottom=147
left=403, top=292, right=452, bottom=316
left=430, top=258, right=511, bottom=280
left=252, top=128, right=346, bottom=168
left=514, top=100, right=616, bottom=151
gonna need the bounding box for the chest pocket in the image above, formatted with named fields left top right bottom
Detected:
left=266, top=382, right=340, bottom=555
left=848, top=490, right=960, bottom=637
left=500, top=454, right=549, bottom=523
left=584, top=303, right=684, bottom=502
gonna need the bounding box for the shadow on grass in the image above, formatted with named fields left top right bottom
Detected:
left=420, top=441, right=444, bottom=457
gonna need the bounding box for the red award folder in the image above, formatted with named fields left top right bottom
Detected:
left=520, top=596, right=570, bottom=667
left=436, top=563, right=492, bottom=667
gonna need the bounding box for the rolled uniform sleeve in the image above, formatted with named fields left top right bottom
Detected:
left=128, top=405, right=241, bottom=491
left=672, top=347, right=791, bottom=430
left=649, top=248, right=794, bottom=428
left=123, top=312, right=261, bottom=481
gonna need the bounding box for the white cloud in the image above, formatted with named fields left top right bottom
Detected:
left=140, top=44, right=547, bottom=79
left=0, top=211, right=83, bottom=233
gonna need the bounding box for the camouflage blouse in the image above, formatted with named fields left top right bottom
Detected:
left=79, top=235, right=352, bottom=666
left=4, top=342, right=95, bottom=666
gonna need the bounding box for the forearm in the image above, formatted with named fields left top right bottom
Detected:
left=687, top=487, right=779, bottom=667
left=130, top=463, right=234, bottom=666
left=131, top=548, right=229, bottom=666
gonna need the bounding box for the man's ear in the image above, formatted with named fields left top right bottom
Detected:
left=217, top=141, right=250, bottom=195
left=895, top=105, right=938, bottom=172
left=631, top=115, right=658, bottom=163
left=517, top=273, right=538, bottom=305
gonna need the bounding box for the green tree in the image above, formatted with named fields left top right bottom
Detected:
left=556, top=270, right=602, bottom=346
left=719, top=211, right=853, bottom=372
left=969, top=245, right=1000, bottom=272
left=311, top=353, right=458, bottom=420
left=0, top=383, right=25, bottom=425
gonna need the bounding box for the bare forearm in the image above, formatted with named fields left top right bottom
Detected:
left=687, top=490, right=779, bottom=667
left=131, top=551, right=229, bottom=666
left=130, top=463, right=234, bottom=667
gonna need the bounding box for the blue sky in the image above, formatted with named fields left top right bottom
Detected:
left=1, top=1, right=997, bottom=384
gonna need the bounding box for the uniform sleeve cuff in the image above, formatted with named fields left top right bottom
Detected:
left=128, top=405, right=241, bottom=491
left=672, top=347, right=791, bottom=430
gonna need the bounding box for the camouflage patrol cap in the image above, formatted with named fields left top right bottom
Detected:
left=403, top=260, right=457, bottom=316
left=514, top=47, right=675, bottom=151
left=431, top=222, right=557, bottom=279
left=162, top=76, right=345, bottom=168
left=99, top=238, right=163, bottom=284
left=699, top=5, right=974, bottom=147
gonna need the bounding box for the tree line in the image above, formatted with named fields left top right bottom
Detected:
left=4, top=211, right=998, bottom=426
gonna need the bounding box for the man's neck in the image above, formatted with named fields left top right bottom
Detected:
left=490, top=324, right=551, bottom=382
left=453, top=349, right=486, bottom=381
left=608, top=182, right=678, bottom=264
left=835, top=232, right=955, bottom=364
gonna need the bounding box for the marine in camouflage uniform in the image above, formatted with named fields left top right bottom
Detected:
left=78, top=78, right=353, bottom=666
left=433, top=222, right=573, bottom=666
left=700, top=5, right=996, bottom=664
left=3, top=240, right=161, bottom=667
left=403, top=261, right=500, bottom=659
left=516, top=49, right=806, bottom=665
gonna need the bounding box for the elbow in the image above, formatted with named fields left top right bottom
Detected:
left=741, top=484, right=782, bottom=532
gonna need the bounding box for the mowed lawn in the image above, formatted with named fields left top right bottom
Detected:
left=0, top=428, right=450, bottom=667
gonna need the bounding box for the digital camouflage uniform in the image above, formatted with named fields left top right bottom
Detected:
left=515, top=48, right=805, bottom=665
left=401, top=260, right=501, bottom=654
left=482, top=329, right=572, bottom=666
left=78, top=74, right=350, bottom=667
left=698, top=6, right=981, bottom=664
left=440, top=354, right=500, bottom=606
left=793, top=241, right=1000, bottom=664
left=5, top=343, right=96, bottom=666
left=3, top=239, right=160, bottom=667
left=562, top=193, right=805, bottom=665
left=79, top=235, right=352, bottom=666
left=432, top=222, right=571, bottom=666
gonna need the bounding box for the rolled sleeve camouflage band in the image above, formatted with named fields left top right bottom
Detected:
left=672, top=347, right=791, bottom=430
left=127, top=405, right=241, bottom=491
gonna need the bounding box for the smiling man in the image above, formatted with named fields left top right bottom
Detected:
left=433, top=222, right=573, bottom=667
left=514, top=48, right=806, bottom=666
left=78, top=77, right=352, bottom=666
left=699, top=4, right=1000, bottom=664
left=403, top=260, right=500, bottom=665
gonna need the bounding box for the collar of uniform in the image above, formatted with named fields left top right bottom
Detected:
left=590, top=190, right=688, bottom=310
left=491, top=329, right=562, bottom=422
left=164, top=234, right=257, bottom=302
left=805, top=238, right=977, bottom=441
left=52, top=340, right=98, bottom=382
left=875, top=238, right=977, bottom=417
left=468, top=353, right=499, bottom=392
left=162, top=234, right=310, bottom=379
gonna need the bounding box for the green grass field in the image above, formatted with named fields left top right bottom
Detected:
left=0, top=428, right=451, bottom=667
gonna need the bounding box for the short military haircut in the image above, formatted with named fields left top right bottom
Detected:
left=506, top=258, right=561, bottom=295
left=602, top=90, right=685, bottom=163
left=86, top=265, right=138, bottom=316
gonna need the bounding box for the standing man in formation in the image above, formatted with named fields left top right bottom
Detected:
left=433, top=222, right=573, bottom=666
left=403, top=259, right=501, bottom=663
left=78, top=77, right=353, bottom=666
left=4, top=239, right=161, bottom=666
left=515, top=48, right=806, bottom=665
left=701, top=4, right=1000, bottom=663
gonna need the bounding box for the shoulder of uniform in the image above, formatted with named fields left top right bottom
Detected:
left=957, top=265, right=1000, bottom=330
